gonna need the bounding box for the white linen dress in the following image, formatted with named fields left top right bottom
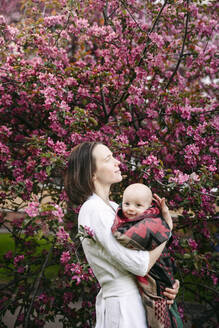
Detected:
left=78, top=193, right=149, bottom=328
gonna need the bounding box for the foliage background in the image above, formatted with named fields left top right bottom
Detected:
left=0, top=0, right=218, bottom=327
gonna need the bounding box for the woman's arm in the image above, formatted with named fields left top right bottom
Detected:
left=147, top=240, right=169, bottom=272
left=153, top=194, right=179, bottom=303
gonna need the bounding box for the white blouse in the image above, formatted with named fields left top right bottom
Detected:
left=78, top=193, right=149, bottom=328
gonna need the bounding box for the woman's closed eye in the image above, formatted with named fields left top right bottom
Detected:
left=105, top=155, right=112, bottom=161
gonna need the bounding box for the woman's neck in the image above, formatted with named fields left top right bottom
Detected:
left=94, top=183, right=111, bottom=204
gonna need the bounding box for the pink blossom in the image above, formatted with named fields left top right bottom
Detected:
left=5, top=26, right=19, bottom=40
left=211, top=274, right=218, bottom=286
left=0, top=15, right=6, bottom=25
left=47, top=137, right=54, bottom=148
left=41, top=87, right=57, bottom=106
left=53, top=141, right=67, bottom=156
left=75, top=17, right=89, bottom=30
left=34, top=170, right=47, bottom=183
left=137, top=140, right=148, bottom=146
left=149, top=32, right=164, bottom=48
left=0, top=142, right=10, bottom=160
left=0, top=125, right=12, bottom=137
left=14, top=255, right=24, bottom=266
left=26, top=160, right=36, bottom=173
left=4, top=250, right=13, bottom=259
left=60, top=251, right=71, bottom=264
left=25, top=201, right=39, bottom=217
left=13, top=168, right=24, bottom=182
left=25, top=179, right=33, bottom=193
left=37, top=293, right=49, bottom=304
left=83, top=225, right=95, bottom=238
left=115, top=134, right=129, bottom=144
left=169, top=170, right=189, bottom=185
left=44, top=15, right=66, bottom=27
left=188, top=238, right=198, bottom=250
left=150, top=135, right=158, bottom=142
left=184, top=144, right=200, bottom=167
left=17, top=266, right=25, bottom=273
left=52, top=204, right=64, bottom=223
left=142, top=155, right=159, bottom=166
left=208, top=165, right=217, bottom=172
left=70, top=263, right=84, bottom=285
left=153, top=168, right=164, bottom=180
left=189, top=172, right=200, bottom=182
left=72, top=275, right=81, bottom=285
left=56, top=227, right=70, bottom=243
left=88, top=267, right=94, bottom=277
left=60, top=100, right=70, bottom=112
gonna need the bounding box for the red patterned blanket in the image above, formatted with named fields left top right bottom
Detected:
left=112, top=206, right=183, bottom=328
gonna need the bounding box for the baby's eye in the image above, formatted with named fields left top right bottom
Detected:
left=136, top=204, right=142, bottom=207
left=125, top=202, right=129, bottom=206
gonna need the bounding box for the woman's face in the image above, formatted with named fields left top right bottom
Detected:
left=92, top=144, right=122, bottom=186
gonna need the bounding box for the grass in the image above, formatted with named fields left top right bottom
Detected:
left=0, top=233, right=15, bottom=258
left=0, top=233, right=60, bottom=283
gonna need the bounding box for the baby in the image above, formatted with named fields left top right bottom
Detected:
left=112, top=183, right=183, bottom=328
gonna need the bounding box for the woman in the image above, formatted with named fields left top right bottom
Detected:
left=64, top=142, right=180, bottom=328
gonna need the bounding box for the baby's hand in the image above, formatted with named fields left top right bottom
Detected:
left=153, top=194, right=168, bottom=213
left=153, top=194, right=173, bottom=230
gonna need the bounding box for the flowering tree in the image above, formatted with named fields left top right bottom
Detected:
left=0, top=0, right=218, bottom=326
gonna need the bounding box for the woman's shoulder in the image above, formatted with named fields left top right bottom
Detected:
left=80, top=194, right=104, bottom=212
left=78, top=194, right=118, bottom=227
left=79, top=194, right=108, bottom=221
left=81, top=194, right=118, bottom=212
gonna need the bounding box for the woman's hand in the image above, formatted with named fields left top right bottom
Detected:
left=163, top=280, right=180, bottom=305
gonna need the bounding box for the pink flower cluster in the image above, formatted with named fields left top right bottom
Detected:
left=169, top=170, right=189, bottom=185
left=83, top=225, right=95, bottom=238
left=60, top=251, right=71, bottom=264
left=25, top=201, right=39, bottom=217
left=52, top=204, right=64, bottom=223
left=56, top=227, right=70, bottom=243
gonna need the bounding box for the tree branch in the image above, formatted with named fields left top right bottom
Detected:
left=24, top=244, right=54, bottom=328
left=100, top=88, right=108, bottom=122
left=109, top=1, right=168, bottom=117
left=119, top=0, right=144, bottom=32
left=164, top=0, right=190, bottom=90
left=130, top=105, right=139, bottom=131
left=183, top=281, right=219, bottom=296
left=138, top=0, right=169, bottom=66
left=103, top=1, right=109, bottom=25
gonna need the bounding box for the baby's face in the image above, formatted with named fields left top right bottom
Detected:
left=122, top=187, right=152, bottom=220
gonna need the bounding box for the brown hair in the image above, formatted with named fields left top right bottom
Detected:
left=64, top=142, right=102, bottom=206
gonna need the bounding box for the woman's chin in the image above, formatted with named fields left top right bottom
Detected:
left=112, top=176, right=123, bottom=184
left=116, top=174, right=123, bottom=182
